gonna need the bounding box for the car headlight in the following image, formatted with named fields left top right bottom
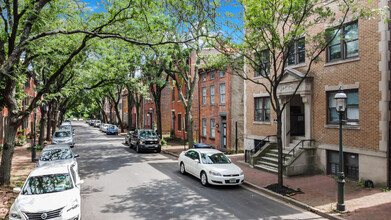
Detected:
left=240, top=170, right=244, bottom=175
left=10, top=203, right=21, bottom=219
left=139, top=141, right=144, bottom=144
left=209, top=170, right=222, bottom=176
left=66, top=200, right=79, bottom=213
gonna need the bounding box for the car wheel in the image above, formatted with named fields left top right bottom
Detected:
left=156, top=147, right=161, bottom=153
left=201, top=171, right=209, bottom=186
left=180, top=162, right=186, bottom=175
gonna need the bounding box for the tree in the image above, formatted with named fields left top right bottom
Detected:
left=0, top=0, right=197, bottom=185
left=209, top=0, right=385, bottom=189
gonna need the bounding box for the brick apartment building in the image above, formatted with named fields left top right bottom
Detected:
left=0, top=74, right=40, bottom=144
left=119, top=87, right=171, bottom=134
left=169, top=49, right=244, bottom=151
left=244, top=0, right=391, bottom=186
left=198, top=67, right=244, bottom=151
left=169, top=50, right=202, bottom=141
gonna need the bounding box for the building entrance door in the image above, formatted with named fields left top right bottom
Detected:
left=289, top=95, right=305, bottom=136
left=220, top=116, right=227, bottom=149
left=171, top=112, right=175, bottom=135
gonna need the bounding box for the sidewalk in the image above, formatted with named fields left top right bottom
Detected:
left=0, top=143, right=41, bottom=219
left=162, top=144, right=391, bottom=220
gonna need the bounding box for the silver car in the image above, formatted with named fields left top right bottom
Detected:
left=52, top=130, right=75, bottom=147
left=101, top=124, right=110, bottom=132
left=59, top=124, right=74, bottom=135
left=94, top=120, right=101, bottom=127
left=36, top=144, right=79, bottom=172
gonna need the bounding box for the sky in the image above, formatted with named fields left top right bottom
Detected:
left=82, top=0, right=243, bottom=42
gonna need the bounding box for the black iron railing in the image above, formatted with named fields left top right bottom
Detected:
left=283, top=139, right=315, bottom=162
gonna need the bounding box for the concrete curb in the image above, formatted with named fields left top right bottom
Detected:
left=162, top=149, right=180, bottom=158
left=242, top=182, right=344, bottom=220
left=161, top=149, right=344, bottom=220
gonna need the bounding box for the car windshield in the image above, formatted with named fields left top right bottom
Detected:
left=22, top=174, right=73, bottom=195
left=60, top=125, right=71, bottom=130
left=40, top=149, right=72, bottom=161
left=201, top=153, right=231, bottom=164
left=54, top=132, right=70, bottom=138
left=139, top=130, right=157, bottom=138
left=109, top=125, right=117, bottom=129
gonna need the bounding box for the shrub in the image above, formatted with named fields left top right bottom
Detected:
left=27, top=145, right=44, bottom=152
left=17, top=129, right=25, bottom=134
left=161, top=138, right=167, bottom=146
left=15, top=135, right=27, bottom=146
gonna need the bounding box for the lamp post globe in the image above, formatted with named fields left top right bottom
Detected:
left=334, top=86, right=347, bottom=212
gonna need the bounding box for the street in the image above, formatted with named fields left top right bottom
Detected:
left=72, top=122, right=323, bottom=219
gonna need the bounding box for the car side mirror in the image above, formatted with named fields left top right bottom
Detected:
left=194, top=159, right=200, bottom=163
left=74, top=154, right=79, bottom=158
left=76, top=180, right=84, bottom=186
left=13, top=187, right=21, bottom=193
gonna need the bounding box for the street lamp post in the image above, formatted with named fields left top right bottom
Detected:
left=334, top=87, right=347, bottom=212
left=32, top=108, right=38, bottom=162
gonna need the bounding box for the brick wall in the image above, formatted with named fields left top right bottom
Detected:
left=244, top=1, right=383, bottom=151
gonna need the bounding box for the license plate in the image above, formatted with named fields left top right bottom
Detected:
left=229, top=178, right=236, bottom=183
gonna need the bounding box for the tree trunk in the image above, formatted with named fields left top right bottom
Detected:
left=135, top=100, right=141, bottom=129
left=46, top=102, right=52, bottom=141
left=38, top=105, right=47, bottom=146
left=155, top=95, right=162, bottom=137
left=113, top=103, right=124, bottom=132
left=0, top=115, right=18, bottom=185
left=52, top=102, right=58, bottom=135
left=185, top=107, right=194, bottom=149
left=127, top=93, right=134, bottom=130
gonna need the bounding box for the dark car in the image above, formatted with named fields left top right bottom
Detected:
left=130, top=129, right=161, bottom=153
left=194, top=143, right=214, bottom=149
left=125, top=131, right=134, bottom=146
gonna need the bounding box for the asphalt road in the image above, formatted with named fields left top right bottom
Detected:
left=72, top=122, right=324, bottom=220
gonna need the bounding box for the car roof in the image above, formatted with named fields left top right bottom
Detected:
left=30, top=164, right=70, bottom=177
left=190, top=148, right=222, bottom=154
left=42, top=144, right=71, bottom=151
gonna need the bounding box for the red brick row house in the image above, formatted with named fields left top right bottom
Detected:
left=0, top=73, right=41, bottom=145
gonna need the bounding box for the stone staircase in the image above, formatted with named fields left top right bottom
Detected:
left=253, top=136, right=307, bottom=174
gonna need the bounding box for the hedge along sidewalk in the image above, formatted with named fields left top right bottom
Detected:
left=0, top=143, right=41, bottom=219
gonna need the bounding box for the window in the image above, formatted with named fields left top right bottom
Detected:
left=219, top=83, right=226, bottom=105
left=327, top=89, right=359, bottom=124
left=327, top=21, right=358, bottom=62
left=202, top=87, right=207, bottom=106
left=201, top=74, right=206, bottom=82
left=327, top=150, right=358, bottom=180
left=254, top=97, right=271, bottom=122
left=210, top=85, right=215, bottom=105
left=288, top=38, right=305, bottom=65
left=254, top=50, right=270, bottom=77
left=178, top=113, right=182, bottom=131
left=210, top=72, right=215, bottom=80
left=172, top=87, right=175, bottom=102
left=210, top=118, right=215, bottom=139
left=219, top=70, right=225, bottom=78
left=202, top=118, right=206, bottom=137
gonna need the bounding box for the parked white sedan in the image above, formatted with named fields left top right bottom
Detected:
left=178, top=148, right=244, bottom=186
left=9, top=165, right=83, bottom=220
